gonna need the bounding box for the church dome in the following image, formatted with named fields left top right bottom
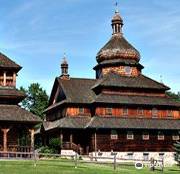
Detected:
left=96, top=11, right=140, bottom=63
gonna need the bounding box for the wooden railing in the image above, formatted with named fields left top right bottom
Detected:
left=8, top=145, right=31, bottom=152
left=62, top=142, right=83, bottom=154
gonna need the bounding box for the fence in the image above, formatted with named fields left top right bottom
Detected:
left=0, top=151, right=164, bottom=172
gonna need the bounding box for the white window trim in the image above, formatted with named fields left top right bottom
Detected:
left=142, top=133, right=149, bottom=140
left=172, top=135, right=179, bottom=141
left=127, top=132, right=134, bottom=140
left=158, top=133, right=164, bottom=140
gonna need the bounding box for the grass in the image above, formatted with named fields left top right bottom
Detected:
left=0, top=159, right=179, bottom=174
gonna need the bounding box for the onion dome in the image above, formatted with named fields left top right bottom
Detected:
left=96, top=11, right=140, bottom=63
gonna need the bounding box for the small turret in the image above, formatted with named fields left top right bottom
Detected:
left=60, top=55, right=69, bottom=80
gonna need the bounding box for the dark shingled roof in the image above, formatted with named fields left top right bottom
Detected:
left=92, top=72, right=169, bottom=90
left=88, top=117, right=180, bottom=130
left=95, top=94, right=180, bottom=107
left=43, top=117, right=91, bottom=130
left=0, top=105, right=41, bottom=122
left=0, top=87, right=26, bottom=98
left=96, top=34, right=140, bottom=63
left=43, top=116, right=180, bottom=131
left=57, top=78, right=96, bottom=103
left=0, top=52, right=21, bottom=71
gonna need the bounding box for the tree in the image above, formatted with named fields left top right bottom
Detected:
left=174, top=141, right=180, bottom=166
left=20, top=83, right=49, bottom=119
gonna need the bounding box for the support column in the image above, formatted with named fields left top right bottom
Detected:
left=70, top=134, right=73, bottom=148
left=60, top=130, right=63, bottom=148
left=1, top=128, right=10, bottom=152
left=94, top=131, right=97, bottom=153
left=29, top=129, right=35, bottom=151
left=3, top=72, right=6, bottom=86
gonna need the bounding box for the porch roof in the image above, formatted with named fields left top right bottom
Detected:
left=0, top=104, right=41, bottom=123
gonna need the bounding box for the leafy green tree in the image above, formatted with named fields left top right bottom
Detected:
left=20, top=83, right=49, bottom=119
left=174, top=141, right=180, bottom=166
left=166, top=91, right=180, bottom=102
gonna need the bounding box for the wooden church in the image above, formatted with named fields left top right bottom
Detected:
left=42, top=10, right=180, bottom=159
left=0, top=52, right=40, bottom=153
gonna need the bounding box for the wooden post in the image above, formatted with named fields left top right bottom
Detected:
left=29, top=129, right=35, bottom=151
left=94, top=131, right=97, bottom=160
left=1, top=128, right=10, bottom=152
left=3, top=72, right=6, bottom=86
left=13, top=72, right=16, bottom=86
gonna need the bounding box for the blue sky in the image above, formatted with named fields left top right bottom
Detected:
left=0, top=0, right=180, bottom=94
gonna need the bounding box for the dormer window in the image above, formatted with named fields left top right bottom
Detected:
left=79, top=108, right=84, bottom=114
left=152, top=108, right=158, bottom=118
left=124, top=66, right=132, bottom=76
left=105, top=108, right=112, bottom=115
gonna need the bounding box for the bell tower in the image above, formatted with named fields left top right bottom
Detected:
left=60, top=55, right=69, bottom=80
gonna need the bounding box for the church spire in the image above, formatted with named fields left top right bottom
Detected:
left=60, top=54, right=69, bottom=80
left=111, top=3, right=123, bottom=35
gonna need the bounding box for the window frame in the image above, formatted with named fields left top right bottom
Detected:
left=142, top=132, right=149, bottom=140
left=110, top=130, right=118, bottom=140
left=127, top=131, right=134, bottom=140
left=152, top=108, right=158, bottom=118
left=158, top=131, right=164, bottom=140
left=137, top=107, right=144, bottom=117
left=79, top=107, right=84, bottom=114
left=122, top=107, right=128, bottom=117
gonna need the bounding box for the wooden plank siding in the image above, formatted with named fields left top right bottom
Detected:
left=93, top=130, right=177, bottom=152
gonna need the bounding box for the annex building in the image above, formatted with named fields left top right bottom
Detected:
left=0, top=53, right=40, bottom=153
left=42, top=10, right=180, bottom=162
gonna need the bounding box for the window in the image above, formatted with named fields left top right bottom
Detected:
left=152, top=108, right=158, bottom=118
left=105, top=108, right=112, bottom=115
left=167, top=110, right=173, bottom=118
left=79, top=108, right=84, bottom=114
left=111, top=130, right=118, bottom=140
left=143, top=153, right=149, bottom=161
left=127, top=131, right=134, bottom=140
left=137, top=108, right=144, bottom=117
left=127, top=152, right=133, bottom=160
left=159, top=153, right=164, bottom=160
left=122, top=108, right=128, bottom=116
left=124, top=66, right=132, bottom=75
left=142, top=132, right=149, bottom=140
left=172, top=134, right=179, bottom=141
left=158, top=131, right=164, bottom=140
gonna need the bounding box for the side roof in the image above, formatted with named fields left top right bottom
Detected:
left=0, top=52, right=22, bottom=71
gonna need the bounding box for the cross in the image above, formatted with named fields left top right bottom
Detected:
left=114, top=1, right=119, bottom=13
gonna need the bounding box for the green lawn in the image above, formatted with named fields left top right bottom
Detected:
left=0, top=159, right=179, bottom=174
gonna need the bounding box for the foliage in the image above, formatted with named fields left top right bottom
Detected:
left=174, top=141, right=180, bottom=166
left=20, top=83, right=49, bottom=119
left=40, top=138, right=61, bottom=154
left=166, top=91, right=180, bottom=102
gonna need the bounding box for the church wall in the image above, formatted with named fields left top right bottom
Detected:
left=66, top=107, right=91, bottom=117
